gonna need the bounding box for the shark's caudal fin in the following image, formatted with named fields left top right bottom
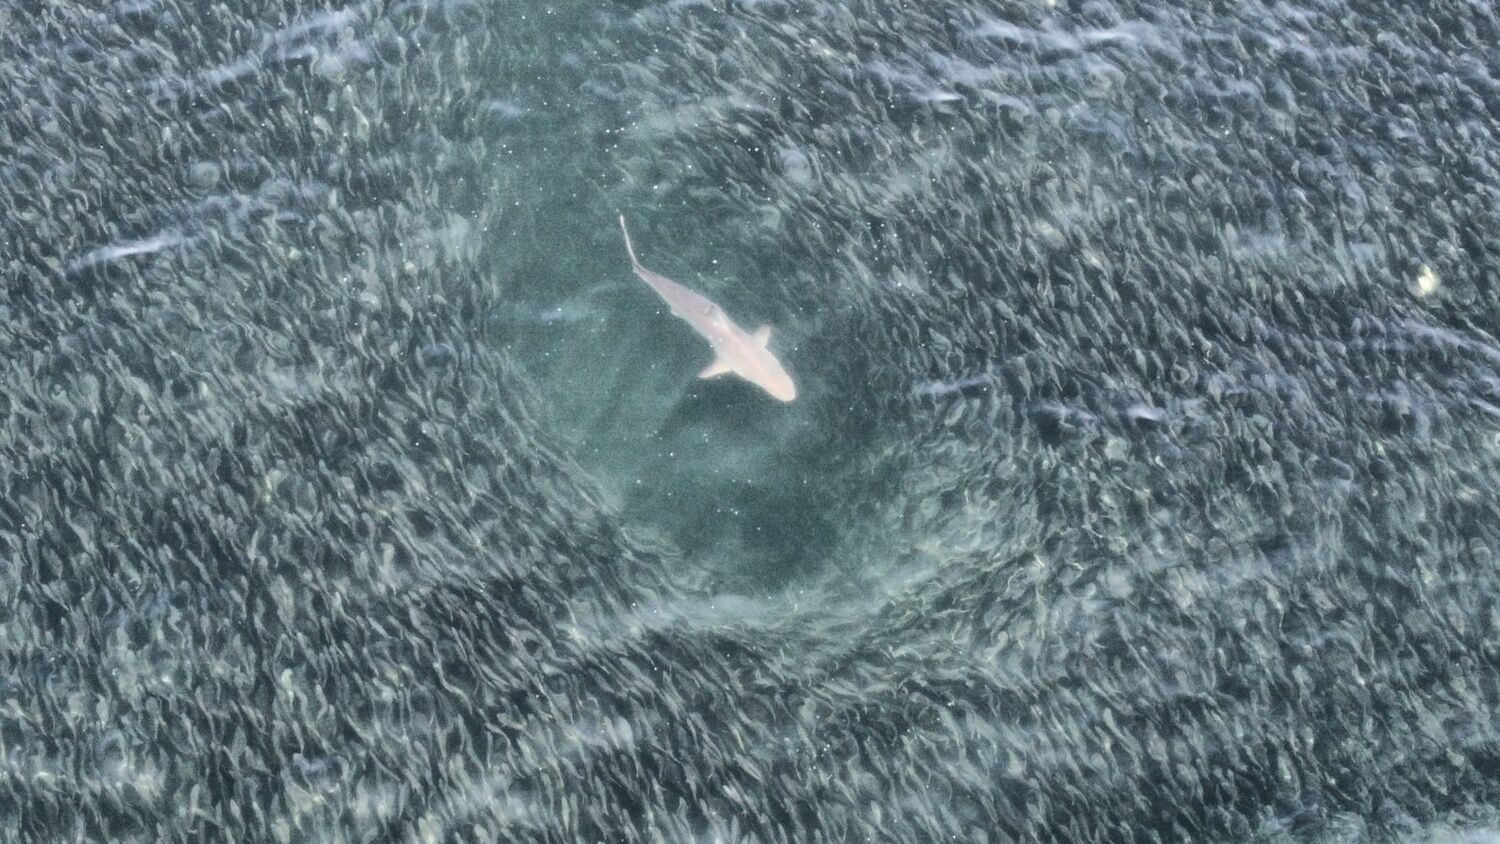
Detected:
left=699, top=358, right=732, bottom=379
left=752, top=325, right=771, bottom=347
left=618, top=214, right=643, bottom=270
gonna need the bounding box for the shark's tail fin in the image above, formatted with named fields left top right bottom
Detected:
left=618, top=214, right=642, bottom=269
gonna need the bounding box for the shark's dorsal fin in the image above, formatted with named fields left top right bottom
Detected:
left=699, top=358, right=733, bottom=379
left=752, top=324, right=771, bottom=348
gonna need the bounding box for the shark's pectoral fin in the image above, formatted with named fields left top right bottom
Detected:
left=699, top=358, right=733, bottom=379
left=752, top=324, right=771, bottom=347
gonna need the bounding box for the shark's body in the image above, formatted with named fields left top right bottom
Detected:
left=619, top=215, right=797, bottom=402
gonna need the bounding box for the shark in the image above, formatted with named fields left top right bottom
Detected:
left=618, top=215, right=797, bottom=402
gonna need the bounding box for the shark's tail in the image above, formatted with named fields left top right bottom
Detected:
left=618, top=214, right=642, bottom=269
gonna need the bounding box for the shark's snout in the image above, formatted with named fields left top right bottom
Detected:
left=766, top=372, right=797, bottom=402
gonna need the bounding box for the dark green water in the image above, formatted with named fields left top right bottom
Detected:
left=4, top=0, right=1500, bottom=840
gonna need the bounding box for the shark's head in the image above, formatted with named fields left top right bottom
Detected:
left=762, top=363, right=797, bottom=402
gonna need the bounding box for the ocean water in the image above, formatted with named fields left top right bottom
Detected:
left=3, top=0, right=1500, bottom=840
